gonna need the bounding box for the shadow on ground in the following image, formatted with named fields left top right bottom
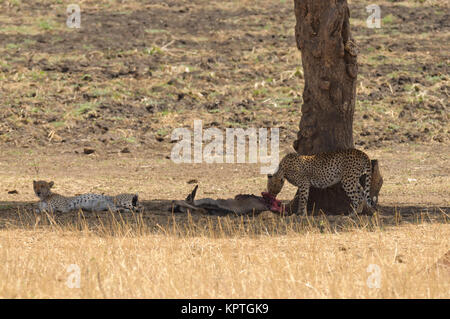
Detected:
left=0, top=200, right=448, bottom=236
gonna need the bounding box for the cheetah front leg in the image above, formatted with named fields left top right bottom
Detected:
left=296, top=182, right=310, bottom=216
left=60, top=206, right=71, bottom=213
left=35, top=201, right=46, bottom=214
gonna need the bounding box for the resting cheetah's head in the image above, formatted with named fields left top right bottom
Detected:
left=33, top=180, right=54, bottom=200
left=115, top=193, right=140, bottom=212
left=267, top=174, right=284, bottom=197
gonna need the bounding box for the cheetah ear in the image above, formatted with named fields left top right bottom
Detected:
left=49, top=181, right=54, bottom=188
left=33, top=180, right=37, bottom=185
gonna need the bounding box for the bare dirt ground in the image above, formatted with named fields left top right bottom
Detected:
left=0, top=0, right=448, bottom=298
left=0, top=144, right=449, bottom=229
left=0, top=0, right=448, bottom=219
left=0, top=0, right=448, bottom=150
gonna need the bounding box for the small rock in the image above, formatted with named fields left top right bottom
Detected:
left=121, top=147, right=130, bottom=154
left=436, top=250, right=450, bottom=268
left=187, top=179, right=198, bottom=184
left=395, top=255, right=405, bottom=263
left=8, top=190, right=18, bottom=194
left=83, top=148, right=95, bottom=155
left=433, top=250, right=450, bottom=275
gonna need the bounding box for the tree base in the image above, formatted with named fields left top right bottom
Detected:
left=287, top=183, right=352, bottom=215
left=307, top=183, right=351, bottom=215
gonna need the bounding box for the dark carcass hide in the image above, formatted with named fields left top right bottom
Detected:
left=172, top=185, right=282, bottom=216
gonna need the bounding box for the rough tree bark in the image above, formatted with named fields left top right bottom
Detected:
left=290, top=0, right=381, bottom=214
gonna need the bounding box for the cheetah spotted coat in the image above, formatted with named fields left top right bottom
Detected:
left=267, top=149, right=374, bottom=215
left=33, top=181, right=139, bottom=213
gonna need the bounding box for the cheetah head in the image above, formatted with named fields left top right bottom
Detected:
left=33, top=180, right=54, bottom=200
left=116, top=193, right=141, bottom=212
left=267, top=174, right=285, bottom=197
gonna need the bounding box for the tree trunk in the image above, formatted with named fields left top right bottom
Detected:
left=291, top=0, right=361, bottom=214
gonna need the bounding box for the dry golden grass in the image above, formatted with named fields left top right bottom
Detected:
left=0, top=0, right=448, bottom=299
left=0, top=144, right=448, bottom=298
left=0, top=212, right=448, bottom=298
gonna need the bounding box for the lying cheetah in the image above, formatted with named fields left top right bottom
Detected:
left=267, top=149, right=375, bottom=215
left=33, top=180, right=139, bottom=213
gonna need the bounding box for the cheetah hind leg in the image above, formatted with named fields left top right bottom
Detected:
left=342, top=178, right=364, bottom=217
left=357, top=172, right=376, bottom=214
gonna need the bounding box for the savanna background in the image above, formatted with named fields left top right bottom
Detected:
left=0, top=0, right=448, bottom=298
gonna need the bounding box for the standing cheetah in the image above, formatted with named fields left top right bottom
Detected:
left=267, top=149, right=375, bottom=215
left=33, top=180, right=139, bottom=213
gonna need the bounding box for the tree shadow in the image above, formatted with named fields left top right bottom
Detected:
left=0, top=200, right=447, bottom=237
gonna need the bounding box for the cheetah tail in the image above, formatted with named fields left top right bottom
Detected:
left=365, top=161, right=374, bottom=207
